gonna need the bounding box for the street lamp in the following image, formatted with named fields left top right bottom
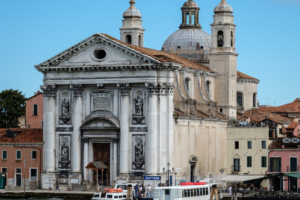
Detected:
left=220, top=169, right=224, bottom=174
left=163, top=163, right=175, bottom=186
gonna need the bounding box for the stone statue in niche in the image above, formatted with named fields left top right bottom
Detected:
left=60, top=97, right=71, bottom=124
left=61, top=142, right=69, bottom=161
left=135, top=96, right=143, bottom=116
left=62, top=99, right=69, bottom=116
left=133, top=138, right=145, bottom=170
left=132, top=91, right=145, bottom=124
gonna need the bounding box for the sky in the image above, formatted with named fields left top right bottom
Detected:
left=0, top=0, right=299, bottom=106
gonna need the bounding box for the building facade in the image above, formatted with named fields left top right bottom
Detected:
left=26, top=91, right=44, bottom=129
left=35, top=0, right=260, bottom=188
left=0, top=129, right=43, bottom=189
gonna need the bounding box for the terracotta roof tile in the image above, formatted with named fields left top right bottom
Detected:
left=243, top=108, right=293, bottom=124
left=237, top=71, right=259, bottom=80
left=287, top=122, right=299, bottom=130
left=270, top=137, right=300, bottom=149
left=102, top=34, right=215, bottom=73
left=0, top=128, right=43, bottom=143
left=259, top=99, right=300, bottom=113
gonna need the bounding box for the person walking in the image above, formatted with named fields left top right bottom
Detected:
left=228, top=185, right=232, bottom=196
left=55, top=183, right=60, bottom=191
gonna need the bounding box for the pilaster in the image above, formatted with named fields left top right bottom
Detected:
left=117, top=83, right=131, bottom=175
left=82, top=136, right=89, bottom=181
left=40, top=85, right=57, bottom=172
left=71, top=84, right=84, bottom=172
left=112, top=137, right=119, bottom=181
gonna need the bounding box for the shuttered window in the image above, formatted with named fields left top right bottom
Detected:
left=2, top=151, right=7, bottom=159
left=247, top=156, right=252, bottom=167
left=33, top=104, right=38, bottom=116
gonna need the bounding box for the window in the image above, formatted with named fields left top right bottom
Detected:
left=231, top=31, right=234, bottom=47
left=107, top=195, right=113, bottom=198
left=2, top=168, right=7, bottom=173
left=220, top=108, right=223, bottom=113
left=247, top=156, right=252, bottom=167
left=186, top=13, right=190, bottom=25
left=2, top=150, right=7, bottom=159
left=176, top=46, right=181, bottom=54
left=262, top=141, right=266, bottom=149
left=16, top=168, right=21, bottom=173
left=125, top=35, right=132, bottom=45
left=185, top=78, right=190, bottom=93
left=235, top=141, right=239, bottom=149
left=200, top=188, right=203, bottom=195
left=138, top=35, right=142, bottom=47
left=262, top=157, right=267, bottom=167
left=253, top=93, right=257, bottom=107
left=237, top=92, right=243, bottom=107
left=206, top=81, right=210, bottom=93
left=233, top=159, right=240, bottom=171
left=31, top=151, right=37, bottom=159
left=33, top=104, right=38, bottom=116
left=270, top=158, right=281, bottom=172
left=248, top=141, right=252, bottom=149
left=206, top=188, right=208, bottom=195
left=16, top=151, right=21, bottom=159
left=217, top=31, right=224, bottom=47
left=191, top=13, right=195, bottom=25
left=30, top=168, right=38, bottom=181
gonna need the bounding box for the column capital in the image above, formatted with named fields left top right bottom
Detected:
left=40, top=84, right=57, bottom=97
left=117, top=83, right=131, bottom=95
left=82, top=136, right=89, bottom=143
left=145, top=82, right=160, bottom=95
left=161, top=83, right=175, bottom=95
left=70, top=84, right=84, bottom=97
left=112, top=137, right=119, bottom=143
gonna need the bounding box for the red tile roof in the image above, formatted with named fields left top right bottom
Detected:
left=287, top=122, right=299, bottom=130
left=243, top=108, right=293, bottom=124
left=102, top=34, right=215, bottom=73
left=259, top=98, right=300, bottom=113
left=237, top=71, right=259, bottom=80
left=0, top=128, right=43, bottom=143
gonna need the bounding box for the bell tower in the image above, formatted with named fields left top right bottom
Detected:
left=209, top=0, right=237, bottom=119
left=120, top=0, right=145, bottom=47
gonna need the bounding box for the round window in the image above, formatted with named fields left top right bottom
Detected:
left=93, top=49, right=107, bottom=61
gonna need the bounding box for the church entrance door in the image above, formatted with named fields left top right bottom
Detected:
left=93, top=143, right=110, bottom=186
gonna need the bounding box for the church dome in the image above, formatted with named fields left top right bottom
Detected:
left=123, top=0, right=142, bottom=19
left=214, top=0, right=233, bottom=14
left=161, top=29, right=211, bottom=59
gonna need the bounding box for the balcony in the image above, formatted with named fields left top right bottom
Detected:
left=287, top=166, right=300, bottom=172
left=269, top=166, right=281, bottom=173
left=283, top=137, right=300, bottom=147
left=231, top=165, right=241, bottom=174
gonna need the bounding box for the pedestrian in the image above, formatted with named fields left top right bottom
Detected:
left=147, top=184, right=152, bottom=192
left=56, top=183, right=60, bottom=191
left=228, top=185, right=232, bottom=196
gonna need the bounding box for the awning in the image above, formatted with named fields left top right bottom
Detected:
left=243, top=172, right=300, bottom=184
left=221, top=175, right=264, bottom=183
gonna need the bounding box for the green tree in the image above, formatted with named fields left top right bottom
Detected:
left=0, top=89, right=26, bottom=128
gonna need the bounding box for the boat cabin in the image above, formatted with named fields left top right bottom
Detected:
left=91, top=192, right=127, bottom=200
left=153, top=183, right=215, bottom=200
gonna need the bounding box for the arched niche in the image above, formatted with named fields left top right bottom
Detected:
left=132, top=136, right=145, bottom=170
left=59, top=91, right=71, bottom=124
left=189, top=155, right=198, bottom=182
left=133, top=90, right=145, bottom=124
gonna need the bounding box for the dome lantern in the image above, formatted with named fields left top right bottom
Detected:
left=123, top=0, right=142, bottom=19
left=213, top=0, right=234, bottom=14
left=180, top=0, right=202, bottom=29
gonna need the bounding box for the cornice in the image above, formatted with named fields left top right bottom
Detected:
left=35, top=33, right=161, bottom=71
left=237, top=78, right=260, bottom=84
left=179, top=67, right=217, bottom=77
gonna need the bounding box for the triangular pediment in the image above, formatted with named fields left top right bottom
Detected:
left=85, top=119, right=115, bottom=129
left=271, top=152, right=280, bottom=157
left=35, top=33, right=160, bottom=71
left=290, top=152, right=297, bottom=157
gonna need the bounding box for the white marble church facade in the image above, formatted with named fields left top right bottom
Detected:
left=36, top=0, right=259, bottom=188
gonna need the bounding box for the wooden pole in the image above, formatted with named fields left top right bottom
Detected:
left=101, top=169, right=104, bottom=186
left=96, top=169, right=99, bottom=192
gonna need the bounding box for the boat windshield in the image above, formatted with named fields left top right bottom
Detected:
left=117, top=185, right=128, bottom=190
left=93, top=194, right=100, bottom=198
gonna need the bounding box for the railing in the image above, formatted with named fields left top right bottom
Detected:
left=269, top=166, right=281, bottom=173
left=231, top=165, right=241, bottom=173
left=287, top=166, right=300, bottom=172
left=242, top=191, right=300, bottom=199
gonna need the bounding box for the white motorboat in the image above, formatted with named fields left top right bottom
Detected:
left=91, top=192, right=127, bottom=200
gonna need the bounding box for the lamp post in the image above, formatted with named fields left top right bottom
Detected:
left=163, top=163, right=175, bottom=186
left=220, top=169, right=224, bottom=174
left=174, top=171, right=177, bottom=186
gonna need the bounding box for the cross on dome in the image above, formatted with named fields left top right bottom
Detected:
left=129, top=0, right=136, bottom=9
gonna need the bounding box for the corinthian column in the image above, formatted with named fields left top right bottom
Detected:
left=71, top=84, right=84, bottom=172
left=145, top=82, right=159, bottom=175
left=165, top=83, right=174, bottom=169
left=41, top=85, right=57, bottom=172
left=82, top=137, right=89, bottom=181
left=117, top=83, right=131, bottom=175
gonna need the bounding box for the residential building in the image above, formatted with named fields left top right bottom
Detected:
left=34, top=0, right=260, bottom=188
left=26, top=91, right=43, bottom=128
left=0, top=128, right=43, bottom=189
left=226, top=127, right=271, bottom=188
left=268, top=122, right=300, bottom=192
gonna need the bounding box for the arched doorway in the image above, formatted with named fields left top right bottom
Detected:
left=189, top=156, right=198, bottom=182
